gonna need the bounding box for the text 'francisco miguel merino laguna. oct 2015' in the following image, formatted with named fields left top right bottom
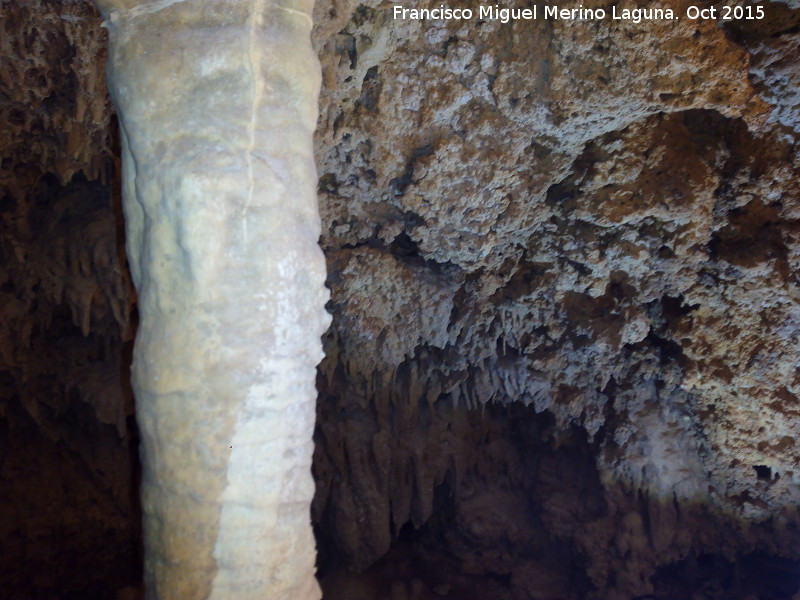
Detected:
left=391, top=4, right=766, bottom=23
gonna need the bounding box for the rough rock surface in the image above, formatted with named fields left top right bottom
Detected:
left=1, top=0, right=799, bottom=599
left=310, top=1, right=800, bottom=598
left=0, top=2, right=139, bottom=598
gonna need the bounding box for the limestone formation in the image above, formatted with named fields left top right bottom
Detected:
left=311, top=2, right=800, bottom=598
left=1, top=0, right=799, bottom=599
left=96, top=0, right=328, bottom=598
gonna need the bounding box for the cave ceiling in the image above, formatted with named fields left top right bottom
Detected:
left=1, top=0, right=800, bottom=598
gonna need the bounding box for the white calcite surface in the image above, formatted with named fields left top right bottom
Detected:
left=97, top=0, right=329, bottom=598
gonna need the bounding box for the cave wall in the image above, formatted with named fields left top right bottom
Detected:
left=1, top=1, right=799, bottom=599
left=0, top=2, right=139, bottom=598
left=309, top=1, right=800, bottom=598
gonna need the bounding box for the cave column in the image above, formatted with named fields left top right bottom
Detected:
left=95, top=1, right=328, bottom=598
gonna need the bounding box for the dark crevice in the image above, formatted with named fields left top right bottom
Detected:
left=721, top=1, right=800, bottom=46
left=644, top=331, right=687, bottom=366
left=389, top=144, right=435, bottom=197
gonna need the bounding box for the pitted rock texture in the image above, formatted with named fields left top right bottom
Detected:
left=1, top=1, right=800, bottom=599
left=310, top=1, right=800, bottom=598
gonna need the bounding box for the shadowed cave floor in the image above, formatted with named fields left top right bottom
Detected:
left=312, top=403, right=800, bottom=600
left=5, top=396, right=800, bottom=599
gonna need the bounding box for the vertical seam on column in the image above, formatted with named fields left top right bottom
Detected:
left=103, top=0, right=190, bottom=24
left=275, top=5, right=313, bottom=26
left=243, top=0, right=266, bottom=242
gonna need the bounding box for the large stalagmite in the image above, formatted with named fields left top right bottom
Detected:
left=2, top=1, right=800, bottom=598
left=95, top=0, right=328, bottom=598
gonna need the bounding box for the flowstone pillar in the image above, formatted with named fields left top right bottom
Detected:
left=95, top=1, right=328, bottom=598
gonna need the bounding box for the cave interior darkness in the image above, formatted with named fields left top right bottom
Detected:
left=2, top=1, right=800, bottom=599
